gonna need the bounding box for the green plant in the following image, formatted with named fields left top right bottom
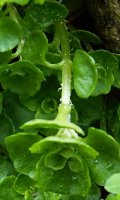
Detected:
left=0, top=0, right=120, bottom=199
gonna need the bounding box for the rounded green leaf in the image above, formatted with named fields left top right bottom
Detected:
left=13, top=174, right=35, bottom=195
left=36, top=156, right=90, bottom=195
left=0, top=17, right=22, bottom=52
left=5, top=133, right=41, bottom=178
left=73, top=50, right=98, bottom=98
left=21, top=30, right=48, bottom=65
left=24, top=1, right=68, bottom=30
left=0, top=61, right=44, bottom=96
left=105, top=173, right=120, bottom=194
left=21, top=29, right=63, bottom=69
left=71, top=30, right=101, bottom=44
left=84, top=128, right=120, bottom=185
left=0, top=176, right=24, bottom=200
left=31, top=135, right=94, bottom=196
left=86, top=128, right=120, bottom=157
left=89, top=50, right=118, bottom=96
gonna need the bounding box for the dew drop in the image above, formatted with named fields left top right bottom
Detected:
left=94, top=160, right=98, bottom=163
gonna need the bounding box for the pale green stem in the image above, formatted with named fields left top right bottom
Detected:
left=55, top=21, right=72, bottom=122
left=12, top=39, right=24, bottom=60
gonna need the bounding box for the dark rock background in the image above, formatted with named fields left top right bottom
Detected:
left=64, top=0, right=120, bottom=53
left=87, top=0, right=120, bottom=53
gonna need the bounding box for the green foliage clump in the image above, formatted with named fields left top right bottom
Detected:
left=0, top=0, right=120, bottom=199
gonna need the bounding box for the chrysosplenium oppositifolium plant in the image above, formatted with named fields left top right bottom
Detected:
left=0, top=0, right=120, bottom=199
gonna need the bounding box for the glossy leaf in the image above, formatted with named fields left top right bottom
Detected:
left=84, top=128, right=120, bottom=186
left=0, top=17, right=22, bottom=52
left=73, top=50, right=98, bottom=98
left=89, top=50, right=118, bottom=96
left=21, top=30, right=48, bottom=65
left=31, top=136, right=93, bottom=195
left=13, top=174, right=35, bottom=195
left=0, top=0, right=120, bottom=198
left=36, top=156, right=90, bottom=195
left=71, top=30, right=101, bottom=44
left=105, top=173, right=120, bottom=194
left=5, top=133, right=41, bottom=178
left=86, top=128, right=120, bottom=156
left=0, top=61, right=44, bottom=96
left=0, top=176, right=24, bottom=200
left=24, top=1, right=68, bottom=30
left=29, top=135, right=99, bottom=194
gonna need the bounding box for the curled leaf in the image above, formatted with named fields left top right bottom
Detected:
left=29, top=136, right=96, bottom=195
left=105, top=173, right=120, bottom=194
left=20, top=119, right=84, bottom=136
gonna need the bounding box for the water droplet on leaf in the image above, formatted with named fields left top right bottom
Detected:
left=94, top=160, right=98, bottom=163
